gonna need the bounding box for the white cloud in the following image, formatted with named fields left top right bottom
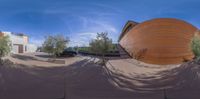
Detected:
left=78, top=32, right=97, bottom=38
left=77, top=16, right=118, bottom=33
left=67, top=16, right=119, bottom=47
left=68, top=32, right=97, bottom=47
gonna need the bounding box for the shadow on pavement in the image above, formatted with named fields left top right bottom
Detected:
left=0, top=59, right=200, bottom=99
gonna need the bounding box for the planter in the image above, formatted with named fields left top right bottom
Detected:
left=47, top=59, right=66, bottom=64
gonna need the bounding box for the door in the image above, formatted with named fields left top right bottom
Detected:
left=18, top=45, right=23, bottom=53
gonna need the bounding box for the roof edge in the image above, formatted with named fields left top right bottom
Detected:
left=118, top=20, right=139, bottom=42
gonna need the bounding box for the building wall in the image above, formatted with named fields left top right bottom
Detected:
left=3, top=32, right=25, bottom=53
left=119, top=18, right=198, bottom=65
left=0, top=32, right=4, bottom=36
left=23, top=36, right=28, bottom=45
left=1, top=31, right=37, bottom=54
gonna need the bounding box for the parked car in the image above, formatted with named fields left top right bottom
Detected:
left=59, top=49, right=77, bottom=57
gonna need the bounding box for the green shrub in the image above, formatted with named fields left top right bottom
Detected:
left=42, top=35, right=69, bottom=57
left=89, top=32, right=114, bottom=55
left=0, top=35, right=11, bottom=60
left=191, top=31, right=200, bottom=59
left=89, top=32, right=114, bottom=65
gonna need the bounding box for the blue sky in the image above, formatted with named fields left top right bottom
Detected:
left=0, top=0, right=200, bottom=46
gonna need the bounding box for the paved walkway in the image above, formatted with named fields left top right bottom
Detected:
left=6, top=52, right=89, bottom=67
left=0, top=53, right=199, bottom=99
left=107, top=59, right=180, bottom=75
left=106, top=58, right=195, bottom=93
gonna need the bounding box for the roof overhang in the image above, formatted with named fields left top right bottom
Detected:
left=118, top=20, right=139, bottom=42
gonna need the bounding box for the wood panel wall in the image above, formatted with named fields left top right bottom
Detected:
left=119, top=18, right=198, bottom=65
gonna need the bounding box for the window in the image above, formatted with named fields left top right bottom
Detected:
left=25, top=46, right=27, bottom=51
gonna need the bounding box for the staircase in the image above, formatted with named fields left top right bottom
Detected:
left=116, top=44, right=131, bottom=59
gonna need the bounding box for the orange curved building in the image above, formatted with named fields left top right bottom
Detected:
left=119, top=18, right=198, bottom=65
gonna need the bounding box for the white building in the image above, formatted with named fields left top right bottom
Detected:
left=0, top=31, right=37, bottom=54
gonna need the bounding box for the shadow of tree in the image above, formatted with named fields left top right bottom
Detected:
left=0, top=59, right=90, bottom=99
left=0, top=58, right=138, bottom=99
left=104, top=61, right=200, bottom=99
left=1, top=58, right=200, bottom=99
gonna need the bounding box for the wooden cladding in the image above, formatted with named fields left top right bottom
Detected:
left=119, top=18, right=198, bottom=65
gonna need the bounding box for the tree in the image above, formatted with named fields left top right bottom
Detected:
left=73, top=46, right=79, bottom=53
left=89, top=32, right=114, bottom=65
left=42, top=35, right=69, bottom=57
left=191, top=31, right=200, bottom=60
left=0, top=35, right=11, bottom=63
